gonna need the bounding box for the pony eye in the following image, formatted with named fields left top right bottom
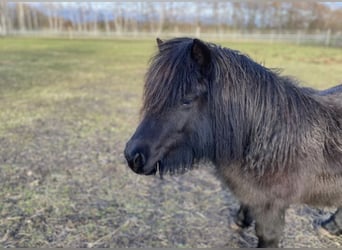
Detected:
left=181, top=98, right=192, bottom=106
left=183, top=100, right=191, bottom=105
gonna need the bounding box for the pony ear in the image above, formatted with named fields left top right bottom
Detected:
left=191, top=39, right=211, bottom=70
left=156, top=38, right=163, bottom=49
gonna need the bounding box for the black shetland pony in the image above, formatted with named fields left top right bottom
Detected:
left=124, top=37, right=342, bottom=248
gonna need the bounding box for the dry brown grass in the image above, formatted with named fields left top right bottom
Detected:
left=0, top=38, right=341, bottom=247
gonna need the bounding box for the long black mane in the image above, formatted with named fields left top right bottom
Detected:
left=143, top=37, right=342, bottom=176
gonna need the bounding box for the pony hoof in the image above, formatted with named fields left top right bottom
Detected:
left=234, top=216, right=253, bottom=229
left=230, top=222, right=241, bottom=231
left=235, top=218, right=250, bottom=228
left=235, top=208, right=253, bottom=229
left=320, top=217, right=342, bottom=236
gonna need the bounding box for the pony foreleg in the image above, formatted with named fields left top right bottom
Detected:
left=253, top=204, right=286, bottom=248
left=321, top=207, right=342, bottom=236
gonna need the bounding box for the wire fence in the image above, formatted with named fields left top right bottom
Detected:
left=2, top=29, right=342, bottom=47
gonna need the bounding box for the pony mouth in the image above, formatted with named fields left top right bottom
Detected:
left=142, top=160, right=159, bottom=175
left=151, top=159, right=194, bottom=179
left=145, top=161, right=165, bottom=179
left=147, top=147, right=195, bottom=179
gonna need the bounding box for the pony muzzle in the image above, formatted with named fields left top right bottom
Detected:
left=124, top=141, right=157, bottom=175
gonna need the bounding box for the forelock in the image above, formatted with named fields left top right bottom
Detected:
left=142, top=38, right=201, bottom=115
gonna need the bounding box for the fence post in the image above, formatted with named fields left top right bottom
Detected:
left=296, top=30, right=302, bottom=45
left=270, top=31, right=275, bottom=44
left=68, top=27, right=73, bottom=40
left=195, top=26, right=201, bottom=38
left=325, top=29, right=331, bottom=46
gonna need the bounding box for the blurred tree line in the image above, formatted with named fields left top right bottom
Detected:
left=0, top=2, right=341, bottom=36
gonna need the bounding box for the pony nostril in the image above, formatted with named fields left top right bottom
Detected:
left=133, top=153, right=146, bottom=169
left=124, top=142, right=149, bottom=174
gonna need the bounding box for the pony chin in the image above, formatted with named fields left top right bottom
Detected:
left=158, top=145, right=195, bottom=178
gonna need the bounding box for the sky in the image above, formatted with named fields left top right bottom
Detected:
left=19, top=2, right=342, bottom=26
left=26, top=2, right=342, bottom=10
left=324, top=2, right=342, bottom=9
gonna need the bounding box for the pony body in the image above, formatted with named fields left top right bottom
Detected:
left=125, top=37, right=342, bottom=247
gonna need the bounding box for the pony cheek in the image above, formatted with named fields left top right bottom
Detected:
left=164, top=110, right=193, bottom=134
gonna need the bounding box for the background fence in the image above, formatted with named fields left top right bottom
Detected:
left=0, top=2, right=341, bottom=46
left=5, top=30, right=341, bottom=47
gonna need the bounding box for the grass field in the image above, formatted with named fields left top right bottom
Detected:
left=0, top=37, right=341, bottom=247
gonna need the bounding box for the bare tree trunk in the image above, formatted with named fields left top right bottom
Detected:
left=139, top=2, right=147, bottom=33
left=52, top=3, right=62, bottom=32
left=195, top=2, right=201, bottom=37
left=212, top=2, right=221, bottom=37
left=89, top=3, right=98, bottom=34
left=81, top=5, right=87, bottom=32
left=156, top=3, right=165, bottom=35
left=146, top=3, right=156, bottom=33
left=114, top=3, right=123, bottom=35
left=33, top=9, right=38, bottom=30
left=75, top=7, right=82, bottom=32
left=232, top=3, right=243, bottom=32
left=0, top=0, right=8, bottom=35
left=6, top=3, right=13, bottom=33
left=246, top=2, right=258, bottom=31
left=46, top=3, right=54, bottom=31
left=57, top=4, right=64, bottom=32
left=17, top=3, right=26, bottom=32
left=122, top=9, right=128, bottom=33
left=169, top=2, right=179, bottom=35
left=93, top=6, right=98, bottom=34
left=26, top=7, right=32, bottom=31
left=52, top=4, right=58, bottom=32
left=104, top=10, right=110, bottom=35
left=259, top=3, right=269, bottom=30
left=131, top=4, right=138, bottom=36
